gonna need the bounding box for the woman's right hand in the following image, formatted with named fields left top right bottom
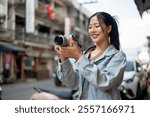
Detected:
left=54, top=45, right=68, bottom=62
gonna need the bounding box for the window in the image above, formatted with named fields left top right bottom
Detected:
left=125, top=61, right=134, bottom=71
left=38, top=24, right=50, bottom=38
left=23, top=56, right=34, bottom=70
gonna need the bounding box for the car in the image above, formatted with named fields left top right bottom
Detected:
left=0, top=73, right=3, bottom=100
left=0, top=86, right=2, bottom=100
left=119, top=58, right=148, bottom=99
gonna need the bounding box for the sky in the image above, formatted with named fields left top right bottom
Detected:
left=76, top=0, right=150, bottom=56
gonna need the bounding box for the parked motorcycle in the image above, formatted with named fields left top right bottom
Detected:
left=30, top=87, right=78, bottom=100
left=0, top=74, right=3, bottom=100
left=0, top=69, right=11, bottom=100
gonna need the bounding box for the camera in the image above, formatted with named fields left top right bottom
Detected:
left=54, top=35, right=82, bottom=48
left=54, top=35, right=70, bottom=46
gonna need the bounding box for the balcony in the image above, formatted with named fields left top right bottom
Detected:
left=0, top=29, right=14, bottom=41
left=54, top=7, right=67, bottom=23
left=35, top=1, right=67, bottom=23
left=26, top=33, right=50, bottom=44
left=35, top=2, right=48, bottom=18
left=15, top=0, right=25, bottom=4
left=15, top=30, right=52, bottom=49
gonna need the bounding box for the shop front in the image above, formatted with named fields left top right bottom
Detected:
left=25, top=46, right=53, bottom=80
left=0, top=41, right=25, bottom=82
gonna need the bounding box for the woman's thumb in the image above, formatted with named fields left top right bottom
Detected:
left=69, top=38, right=77, bottom=46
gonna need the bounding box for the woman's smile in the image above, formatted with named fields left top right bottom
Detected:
left=90, top=33, right=100, bottom=39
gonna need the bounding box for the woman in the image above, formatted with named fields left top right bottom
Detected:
left=55, top=12, right=126, bottom=100
left=30, top=12, right=126, bottom=100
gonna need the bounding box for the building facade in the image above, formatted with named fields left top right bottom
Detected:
left=0, top=0, right=93, bottom=82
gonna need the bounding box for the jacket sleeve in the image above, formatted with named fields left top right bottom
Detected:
left=75, top=51, right=126, bottom=91
left=57, top=59, right=79, bottom=89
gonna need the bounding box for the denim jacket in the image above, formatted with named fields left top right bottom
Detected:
left=57, top=45, right=126, bottom=100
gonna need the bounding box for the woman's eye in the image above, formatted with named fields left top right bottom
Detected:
left=88, top=26, right=92, bottom=29
left=95, top=25, right=100, bottom=28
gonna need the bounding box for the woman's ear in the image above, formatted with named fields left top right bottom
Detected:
left=107, top=25, right=112, bottom=33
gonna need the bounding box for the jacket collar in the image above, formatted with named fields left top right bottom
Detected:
left=84, top=44, right=118, bottom=61
left=102, top=44, right=118, bottom=56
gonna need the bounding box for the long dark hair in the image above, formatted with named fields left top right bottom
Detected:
left=88, top=12, right=120, bottom=50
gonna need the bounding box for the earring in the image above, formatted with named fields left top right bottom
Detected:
left=108, top=37, right=110, bottom=43
left=108, top=30, right=110, bottom=33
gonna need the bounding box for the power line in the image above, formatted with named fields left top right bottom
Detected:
left=79, top=0, right=98, bottom=5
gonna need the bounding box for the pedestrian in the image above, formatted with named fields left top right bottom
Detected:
left=30, top=11, right=126, bottom=100
left=146, top=36, right=150, bottom=48
left=54, top=12, right=126, bottom=100
left=136, top=36, right=150, bottom=77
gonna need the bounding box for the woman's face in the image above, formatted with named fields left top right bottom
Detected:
left=88, top=16, right=111, bottom=44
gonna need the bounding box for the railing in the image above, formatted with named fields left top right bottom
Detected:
left=15, top=30, right=53, bottom=47
left=0, top=28, right=14, bottom=41
left=26, top=33, right=49, bottom=44
left=15, top=0, right=25, bottom=4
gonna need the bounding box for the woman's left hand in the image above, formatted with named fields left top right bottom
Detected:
left=59, top=38, right=82, bottom=60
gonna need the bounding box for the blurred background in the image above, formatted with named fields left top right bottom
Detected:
left=0, top=0, right=150, bottom=100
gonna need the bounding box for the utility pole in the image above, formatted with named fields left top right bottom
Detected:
left=78, top=0, right=97, bottom=47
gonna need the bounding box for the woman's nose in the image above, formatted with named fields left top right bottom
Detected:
left=90, top=27, right=96, bottom=32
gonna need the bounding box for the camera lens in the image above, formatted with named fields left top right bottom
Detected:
left=54, top=36, right=63, bottom=45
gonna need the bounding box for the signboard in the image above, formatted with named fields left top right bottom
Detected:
left=26, top=0, right=35, bottom=33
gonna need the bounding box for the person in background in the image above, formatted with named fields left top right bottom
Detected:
left=145, top=36, right=150, bottom=81
left=136, top=36, right=150, bottom=78
left=146, top=36, right=150, bottom=48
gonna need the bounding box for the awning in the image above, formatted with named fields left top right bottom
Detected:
left=26, top=49, right=51, bottom=58
left=0, top=42, right=25, bottom=52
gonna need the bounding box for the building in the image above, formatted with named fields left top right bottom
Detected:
left=0, top=0, right=92, bottom=82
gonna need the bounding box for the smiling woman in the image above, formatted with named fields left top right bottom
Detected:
left=54, top=12, right=127, bottom=100
left=29, top=12, right=126, bottom=100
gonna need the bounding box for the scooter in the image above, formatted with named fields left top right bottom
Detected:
left=30, top=68, right=79, bottom=100
left=0, top=70, right=10, bottom=100
left=30, top=87, right=78, bottom=100
left=0, top=74, right=3, bottom=100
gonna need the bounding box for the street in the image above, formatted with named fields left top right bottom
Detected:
left=1, top=77, right=150, bottom=100
left=1, top=78, right=73, bottom=100
left=1, top=78, right=52, bottom=100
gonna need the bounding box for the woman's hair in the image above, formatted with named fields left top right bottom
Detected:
left=88, top=12, right=120, bottom=50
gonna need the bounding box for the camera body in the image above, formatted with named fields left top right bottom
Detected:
left=54, top=35, right=82, bottom=48
left=54, top=35, right=71, bottom=46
